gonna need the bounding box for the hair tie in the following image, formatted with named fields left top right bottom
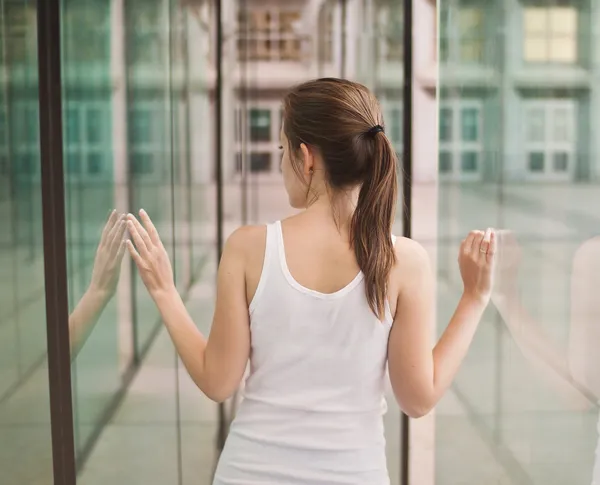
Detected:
left=367, top=125, right=384, bottom=136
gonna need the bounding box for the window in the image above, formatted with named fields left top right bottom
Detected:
left=129, top=104, right=164, bottom=178
left=438, top=101, right=483, bottom=179
left=127, top=0, right=164, bottom=65
left=523, top=100, right=575, bottom=179
left=236, top=152, right=272, bottom=173
left=249, top=109, right=271, bottom=142
left=388, top=108, right=403, bottom=144
left=237, top=8, right=304, bottom=61
left=440, top=5, right=484, bottom=63
left=62, top=0, right=109, bottom=63
left=318, top=1, right=335, bottom=64
left=12, top=102, right=39, bottom=178
left=4, top=2, right=37, bottom=64
left=64, top=103, right=108, bottom=179
left=523, top=7, right=577, bottom=63
left=377, top=1, right=403, bottom=62
left=235, top=103, right=281, bottom=175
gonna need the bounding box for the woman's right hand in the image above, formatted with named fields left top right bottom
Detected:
left=458, top=229, right=496, bottom=303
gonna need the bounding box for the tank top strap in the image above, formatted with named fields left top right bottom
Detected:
left=248, top=222, right=280, bottom=315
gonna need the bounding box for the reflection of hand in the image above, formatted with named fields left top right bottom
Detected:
left=493, top=230, right=522, bottom=296
left=89, top=210, right=128, bottom=298
left=458, top=228, right=496, bottom=303
left=126, top=210, right=176, bottom=299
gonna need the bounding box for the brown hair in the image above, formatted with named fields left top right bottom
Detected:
left=282, top=78, right=398, bottom=320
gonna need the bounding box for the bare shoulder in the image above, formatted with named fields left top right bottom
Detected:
left=225, top=225, right=267, bottom=262
left=390, top=236, right=433, bottom=290
left=392, top=236, right=431, bottom=271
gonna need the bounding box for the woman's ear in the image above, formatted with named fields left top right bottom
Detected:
left=300, top=143, right=314, bottom=176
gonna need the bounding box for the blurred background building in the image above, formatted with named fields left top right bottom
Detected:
left=1, top=0, right=599, bottom=484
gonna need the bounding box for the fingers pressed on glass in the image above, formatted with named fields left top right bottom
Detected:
left=101, top=209, right=118, bottom=243
left=139, top=209, right=161, bottom=245
left=128, top=214, right=153, bottom=249
left=127, top=220, right=149, bottom=257
left=478, top=228, right=491, bottom=260
left=463, top=232, right=477, bottom=253
left=487, top=230, right=497, bottom=262
left=126, top=239, right=142, bottom=265
left=109, top=218, right=127, bottom=254
left=471, top=231, right=485, bottom=254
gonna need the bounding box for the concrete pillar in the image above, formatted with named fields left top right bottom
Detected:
left=110, top=0, right=134, bottom=375
left=502, top=0, right=521, bottom=182
left=413, top=0, right=437, bottom=184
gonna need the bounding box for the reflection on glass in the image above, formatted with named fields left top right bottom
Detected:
left=0, top=2, right=54, bottom=484
left=68, top=211, right=127, bottom=358
left=523, top=6, right=578, bottom=64
left=437, top=0, right=599, bottom=483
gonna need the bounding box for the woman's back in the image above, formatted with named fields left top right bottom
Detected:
left=214, top=215, right=394, bottom=484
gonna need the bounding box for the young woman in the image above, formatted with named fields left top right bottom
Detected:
left=126, top=78, right=496, bottom=485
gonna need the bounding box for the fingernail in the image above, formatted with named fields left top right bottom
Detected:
left=484, top=228, right=491, bottom=241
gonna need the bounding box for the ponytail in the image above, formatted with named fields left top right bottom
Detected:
left=281, top=78, right=398, bottom=319
left=350, top=131, right=398, bottom=320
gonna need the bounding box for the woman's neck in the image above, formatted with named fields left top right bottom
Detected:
left=305, top=187, right=360, bottom=231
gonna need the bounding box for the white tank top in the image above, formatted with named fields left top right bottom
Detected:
left=214, top=221, right=395, bottom=485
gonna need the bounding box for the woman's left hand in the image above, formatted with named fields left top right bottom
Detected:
left=126, top=209, right=175, bottom=299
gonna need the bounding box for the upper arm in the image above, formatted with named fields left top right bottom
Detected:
left=387, top=239, right=436, bottom=416
left=203, top=225, right=264, bottom=401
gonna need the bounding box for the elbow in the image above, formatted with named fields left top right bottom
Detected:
left=206, top=392, right=229, bottom=404
left=201, top=381, right=235, bottom=404
left=403, top=403, right=433, bottom=419
left=396, top=391, right=436, bottom=419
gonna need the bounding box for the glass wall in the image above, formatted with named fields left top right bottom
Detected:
left=0, top=1, right=54, bottom=484
left=436, top=0, right=600, bottom=484
left=345, top=1, right=407, bottom=482
left=57, top=0, right=216, bottom=482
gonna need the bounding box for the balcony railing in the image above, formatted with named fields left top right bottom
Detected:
left=236, top=34, right=312, bottom=62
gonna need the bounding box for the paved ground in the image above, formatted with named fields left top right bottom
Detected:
left=1, top=182, right=600, bottom=485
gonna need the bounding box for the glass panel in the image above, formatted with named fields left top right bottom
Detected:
left=458, top=7, right=483, bottom=63
left=61, top=0, right=120, bottom=461
left=528, top=151, right=545, bottom=172
left=361, top=2, right=406, bottom=482
left=461, top=108, right=479, bottom=142
left=389, top=107, right=402, bottom=144
left=524, top=7, right=578, bottom=63
left=440, top=107, right=453, bottom=142
left=0, top=2, right=54, bottom=485
left=553, top=152, right=569, bottom=172
left=460, top=151, right=478, bottom=172
left=438, top=2, right=597, bottom=484
left=249, top=152, right=271, bottom=172
left=553, top=110, right=570, bottom=143
left=440, top=151, right=453, bottom=173
left=59, top=0, right=211, bottom=482
left=249, top=108, right=271, bottom=142
left=527, top=107, right=545, bottom=142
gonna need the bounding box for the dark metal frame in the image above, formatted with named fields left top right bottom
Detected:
left=36, top=0, right=77, bottom=483
left=401, top=0, right=413, bottom=483
left=215, top=0, right=227, bottom=453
